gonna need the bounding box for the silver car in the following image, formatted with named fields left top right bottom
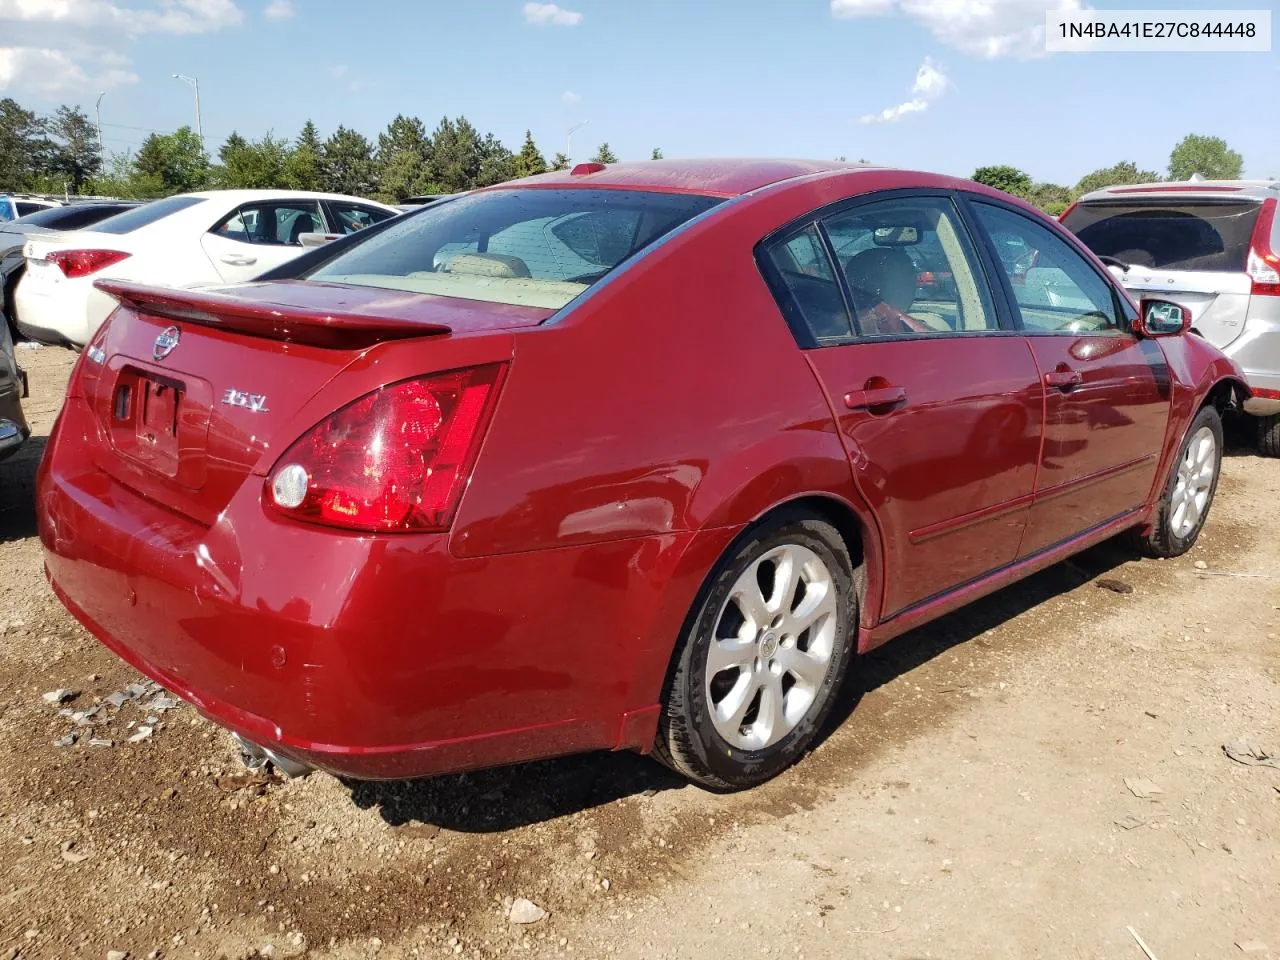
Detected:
left=1062, top=179, right=1280, bottom=455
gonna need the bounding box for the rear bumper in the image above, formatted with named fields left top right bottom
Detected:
left=14, top=276, right=112, bottom=347
left=38, top=401, right=687, bottom=779
left=1224, top=305, right=1280, bottom=415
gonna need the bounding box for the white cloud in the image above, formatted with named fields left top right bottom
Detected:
left=833, top=0, right=1088, bottom=60
left=860, top=57, right=949, bottom=123
left=0, top=45, right=136, bottom=95
left=560, top=89, right=581, bottom=104
left=263, top=0, right=293, bottom=20
left=522, top=2, right=582, bottom=26
left=0, top=0, right=244, bottom=34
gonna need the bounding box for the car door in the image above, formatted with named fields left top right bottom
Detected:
left=966, top=198, right=1172, bottom=557
left=200, top=199, right=326, bottom=283
left=323, top=200, right=397, bottom=236
left=762, top=193, right=1045, bottom=618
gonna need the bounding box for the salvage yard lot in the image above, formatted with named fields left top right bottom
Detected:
left=2, top=346, right=1277, bottom=960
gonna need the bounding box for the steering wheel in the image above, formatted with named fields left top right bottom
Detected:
left=1056, top=310, right=1112, bottom=332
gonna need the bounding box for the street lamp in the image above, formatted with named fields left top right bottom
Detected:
left=94, top=92, right=105, bottom=169
left=171, top=74, right=203, bottom=147
left=566, top=121, right=588, bottom=166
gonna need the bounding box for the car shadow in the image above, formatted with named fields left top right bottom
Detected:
left=0, top=434, right=45, bottom=544
left=343, top=538, right=1136, bottom=833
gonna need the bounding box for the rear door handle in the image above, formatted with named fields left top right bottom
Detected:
left=1044, top=369, right=1083, bottom=390
left=845, top=384, right=908, bottom=410
left=220, top=254, right=257, bottom=266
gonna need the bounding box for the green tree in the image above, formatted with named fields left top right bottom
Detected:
left=590, top=142, right=618, bottom=164
left=134, top=126, right=209, bottom=194
left=427, top=116, right=483, bottom=192
left=971, top=165, right=1032, bottom=198
left=0, top=98, right=47, bottom=190
left=45, top=105, right=101, bottom=189
left=1169, top=134, right=1243, bottom=181
left=85, top=151, right=149, bottom=199
left=322, top=125, right=377, bottom=196
left=216, top=131, right=290, bottom=189
left=513, top=130, right=547, bottom=178
left=1074, top=161, right=1160, bottom=196
left=651, top=147, right=663, bottom=160
left=550, top=152, right=570, bottom=171
left=282, top=120, right=324, bottom=191
left=475, top=132, right=515, bottom=187
left=376, top=114, right=432, bottom=202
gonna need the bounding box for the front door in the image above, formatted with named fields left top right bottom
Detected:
left=201, top=199, right=326, bottom=283
left=968, top=200, right=1172, bottom=556
left=762, top=194, right=1045, bottom=618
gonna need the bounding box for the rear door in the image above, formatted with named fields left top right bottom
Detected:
left=1061, top=197, right=1263, bottom=351
left=968, top=198, right=1172, bottom=556
left=201, top=199, right=326, bottom=283
left=762, top=193, right=1044, bottom=618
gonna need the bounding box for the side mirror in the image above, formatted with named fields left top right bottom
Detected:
left=1134, top=298, right=1191, bottom=337
left=297, top=232, right=341, bottom=249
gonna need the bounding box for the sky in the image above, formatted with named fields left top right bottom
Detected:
left=0, top=0, right=1275, bottom=187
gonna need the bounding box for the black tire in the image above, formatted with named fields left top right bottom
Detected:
left=1257, top=413, right=1280, bottom=458
left=1131, top=404, right=1223, bottom=559
left=654, top=508, right=857, bottom=791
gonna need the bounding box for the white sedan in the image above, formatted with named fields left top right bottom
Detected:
left=14, top=189, right=399, bottom=346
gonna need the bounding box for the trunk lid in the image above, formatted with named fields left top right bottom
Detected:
left=1108, top=266, right=1252, bottom=349
left=78, top=279, right=548, bottom=526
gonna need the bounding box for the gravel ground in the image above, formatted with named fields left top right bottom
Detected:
left=2, top=345, right=1277, bottom=960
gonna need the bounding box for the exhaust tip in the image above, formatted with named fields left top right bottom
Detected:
left=230, top=732, right=312, bottom=779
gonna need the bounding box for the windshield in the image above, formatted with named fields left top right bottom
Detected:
left=310, top=188, right=723, bottom=310
left=1063, top=200, right=1262, bottom=272
left=92, top=195, right=206, bottom=235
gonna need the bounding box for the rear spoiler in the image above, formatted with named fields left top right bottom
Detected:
left=95, top=279, right=452, bottom=349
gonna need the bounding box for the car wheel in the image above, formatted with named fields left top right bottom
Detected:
left=1257, top=413, right=1280, bottom=458
left=654, top=509, right=857, bottom=791
left=1132, top=405, right=1223, bottom=559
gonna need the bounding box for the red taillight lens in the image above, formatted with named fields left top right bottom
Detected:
left=917, top=271, right=935, bottom=285
left=1247, top=198, right=1280, bottom=298
left=48, top=249, right=130, bottom=279
left=267, top=364, right=505, bottom=533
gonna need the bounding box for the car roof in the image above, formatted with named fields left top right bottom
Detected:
left=181, top=188, right=399, bottom=210
left=1077, top=178, right=1280, bottom=204
left=509, top=158, right=876, bottom=198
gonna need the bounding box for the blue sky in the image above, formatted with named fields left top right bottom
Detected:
left=0, top=0, right=1275, bottom=187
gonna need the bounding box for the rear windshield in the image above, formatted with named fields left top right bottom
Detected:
left=1063, top=200, right=1262, bottom=272
left=309, top=188, right=723, bottom=309
left=8, top=203, right=136, bottom=231
left=92, top=195, right=206, bottom=235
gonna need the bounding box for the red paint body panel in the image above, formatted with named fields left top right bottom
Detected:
left=37, top=161, right=1251, bottom=780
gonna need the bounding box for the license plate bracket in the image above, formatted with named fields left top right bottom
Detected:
left=113, top=369, right=184, bottom=476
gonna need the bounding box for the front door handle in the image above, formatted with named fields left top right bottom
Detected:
left=1044, top=368, right=1083, bottom=390
left=220, top=254, right=257, bottom=266
left=845, top=384, right=908, bottom=411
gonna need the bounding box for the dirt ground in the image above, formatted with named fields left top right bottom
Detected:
left=1, top=345, right=1277, bottom=960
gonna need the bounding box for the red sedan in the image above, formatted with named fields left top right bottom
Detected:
left=38, top=160, right=1248, bottom=791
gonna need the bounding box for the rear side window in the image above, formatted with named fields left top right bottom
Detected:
left=1063, top=200, right=1262, bottom=272
left=310, top=188, right=722, bottom=310
left=93, top=195, right=206, bottom=235
left=328, top=202, right=395, bottom=235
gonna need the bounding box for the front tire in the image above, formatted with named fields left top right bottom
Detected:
left=654, top=509, right=857, bottom=791
left=1133, top=405, right=1223, bottom=558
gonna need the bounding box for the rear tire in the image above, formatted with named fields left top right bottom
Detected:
left=1131, top=405, right=1223, bottom=559
left=1257, top=413, right=1280, bottom=458
left=654, top=509, right=857, bottom=791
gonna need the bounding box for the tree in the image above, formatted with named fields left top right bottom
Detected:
left=971, top=165, right=1032, bottom=198
left=475, top=132, right=515, bottom=187
left=513, top=130, right=547, bottom=179
left=216, top=131, right=290, bottom=189
left=322, top=125, right=377, bottom=196
left=1169, top=134, right=1243, bottom=181
left=1074, top=161, right=1160, bottom=196
left=550, top=152, right=570, bottom=171
left=134, top=127, right=209, bottom=194
left=376, top=114, right=431, bottom=202
left=651, top=147, right=663, bottom=160
left=1027, top=181, right=1072, bottom=212
left=426, top=116, right=483, bottom=193
left=45, top=105, right=101, bottom=189
left=590, top=142, right=618, bottom=164
left=0, top=98, right=47, bottom=190
left=282, top=120, right=324, bottom=191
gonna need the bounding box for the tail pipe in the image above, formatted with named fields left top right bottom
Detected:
left=230, top=732, right=312, bottom=779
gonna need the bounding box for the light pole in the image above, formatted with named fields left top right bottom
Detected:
left=566, top=121, right=588, bottom=165
left=94, top=91, right=105, bottom=170
left=171, top=74, right=202, bottom=148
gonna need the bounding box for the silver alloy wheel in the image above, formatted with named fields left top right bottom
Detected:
left=1170, top=425, right=1217, bottom=539
left=705, top=544, right=838, bottom=751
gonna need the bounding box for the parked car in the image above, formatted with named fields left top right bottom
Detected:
left=38, top=160, right=1248, bottom=791
left=0, top=201, right=141, bottom=339
left=14, top=190, right=400, bottom=346
left=0, top=308, right=27, bottom=459
left=0, top=195, right=63, bottom=222
left=1060, top=179, right=1280, bottom=454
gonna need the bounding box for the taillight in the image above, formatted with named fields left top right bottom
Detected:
left=266, top=364, right=505, bottom=533
left=917, top=271, right=935, bottom=285
left=48, top=249, right=130, bottom=278
left=1247, top=198, right=1280, bottom=298
left=1058, top=201, right=1079, bottom=224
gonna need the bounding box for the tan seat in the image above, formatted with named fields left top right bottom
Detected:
left=447, top=253, right=532, bottom=279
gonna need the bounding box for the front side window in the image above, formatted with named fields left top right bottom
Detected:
left=212, top=200, right=324, bottom=246
left=973, top=201, right=1123, bottom=334
left=310, top=188, right=722, bottom=310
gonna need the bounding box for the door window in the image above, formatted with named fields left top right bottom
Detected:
left=328, top=202, right=395, bottom=235
left=211, top=200, right=325, bottom=247
left=971, top=201, right=1125, bottom=334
